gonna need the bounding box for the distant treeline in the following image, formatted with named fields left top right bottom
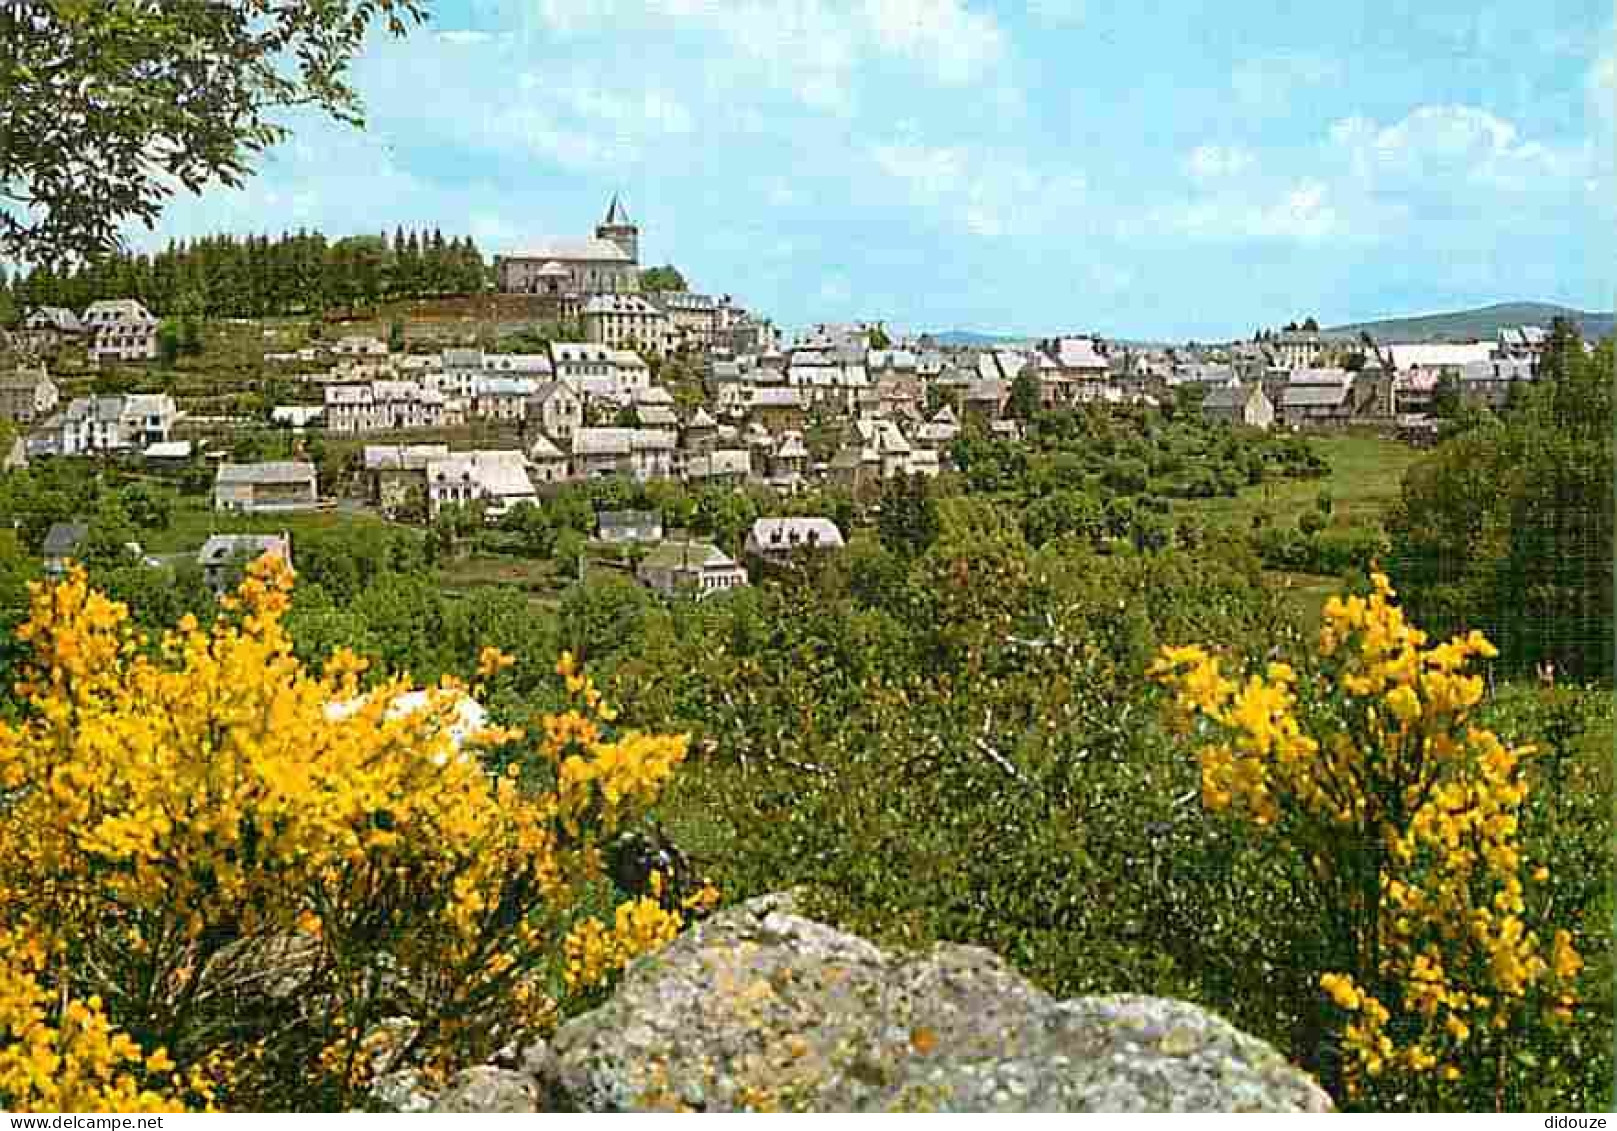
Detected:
left=3, top=228, right=489, bottom=320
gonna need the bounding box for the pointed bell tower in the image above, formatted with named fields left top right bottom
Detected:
left=596, top=193, right=639, bottom=264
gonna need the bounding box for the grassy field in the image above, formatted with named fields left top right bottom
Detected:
left=436, top=551, right=562, bottom=606
left=141, top=493, right=395, bottom=555
left=1177, top=431, right=1422, bottom=534
left=1178, top=431, right=1424, bottom=625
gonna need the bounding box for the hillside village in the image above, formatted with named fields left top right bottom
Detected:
left=0, top=196, right=1583, bottom=599
left=4, top=0, right=1615, bottom=1114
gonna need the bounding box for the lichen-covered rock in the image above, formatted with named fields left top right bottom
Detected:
left=429, top=1067, right=540, bottom=1112
left=368, top=1069, right=435, bottom=1114
left=532, top=893, right=1333, bottom=1112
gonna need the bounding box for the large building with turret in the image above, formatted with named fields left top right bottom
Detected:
left=495, top=196, right=641, bottom=297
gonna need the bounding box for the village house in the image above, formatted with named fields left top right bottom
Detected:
left=1392, top=369, right=1443, bottom=416
left=16, top=307, right=84, bottom=353
left=424, top=450, right=537, bottom=519
left=1201, top=382, right=1275, bottom=430
left=83, top=299, right=158, bottom=363
left=484, top=352, right=554, bottom=376
left=746, top=386, right=807, bottom=431
left=322, top=381, right=459, bottom=433
left=831, top=418, right=914, bottom=491
left=330, top=335, right=390, bottom=358
left=550, top=342, right=621, bottom=398
left=5, top=435, right=29, bottom=473
left=41, top=522, right=89, bottom=577
left=612, top=350, right=653, bottom=399
left=431, top=348, right=488, bottom=399
left=636, top=539, right=749, bottom=598
left=1386, top=342, right=1495, bottom=373
left=270, top=405, right=324, bottom=430
left=630, top=384, right=679, bottom=429
left=581, top=295, right=677, bottom=356
left=684, top=448, right=751, bottom=485
left=1496, top=325, right=1546, bottom=360
left=1459, top=357, right=1536, bottom=410
left=364, top=443, right=450, bottom=516
left=496, top=196, right=640, bottom=296
left=1274, top=330, right=1327, bottom=371
left=962, top=378, right=1007, bottom=423
left=767, top=431, right=810, bottom=487
left=197, top=534, right=292, bottom=594
left=596, top=510, right=664, bottom=544
left=36, top=393, right=178, bottom=455
left=526, top=382, right=585, bottom=442
left=726, top=315, right=781, bottom=356
left=213, top=461, right=320, bottom=513
left=471, top=376, right=537, bottom=423
left=1040, top=337, right=1110, bottom=407
left=0, top=366, right=59, bottom=424
left=744, top=517, right=845, bottom=563
left=527, top=434, right=569, bottom=484
left=1280, top=380, right=1354, bottom=429
left=911, top=404, right=960, bottom=451
left=142, top=440, right=193, bottom=465
left=646, top=291, right=721, bottom=350
left=682, top=406, right=719, bottom=454
left=571, top=427, right=676, bottom=481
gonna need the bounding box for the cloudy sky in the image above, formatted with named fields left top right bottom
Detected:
left=140, top=0, right=1614, bottom=340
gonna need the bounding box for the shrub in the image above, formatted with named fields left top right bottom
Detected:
left=1152, top=574, right=1586, bottom=1109
left=0, top=562, right=706, bottom=1111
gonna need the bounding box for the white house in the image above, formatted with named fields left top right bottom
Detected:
left=213, top=462, right=320, bottom=513
left=83, top=299, right=159, bottom=363
left=570, top=427, right=676, bottom=481
left=424, top=450, right=537, bottom=519
left=38, top=393, right=177, bottom=455
left=744, top=517, right=845, bottom=562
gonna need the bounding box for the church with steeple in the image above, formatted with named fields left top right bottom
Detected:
left=495, top=195, right=642, bottom=297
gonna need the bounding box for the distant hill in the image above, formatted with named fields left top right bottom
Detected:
left=1329, top=302, right=1613, bottom=343
left=926, top=330, right=1035, bottom=347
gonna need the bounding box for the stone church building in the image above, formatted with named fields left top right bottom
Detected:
left=495, top=196, right=641, bottom=297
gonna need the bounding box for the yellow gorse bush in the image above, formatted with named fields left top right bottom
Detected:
left=1151, top=572, right=1580, bottom=1106
left=0, top=560, right=701, bottom=1111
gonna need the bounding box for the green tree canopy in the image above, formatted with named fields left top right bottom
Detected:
left=2, top=1, right=427, bottom=266
left=639, top=264, right=686, bottom=292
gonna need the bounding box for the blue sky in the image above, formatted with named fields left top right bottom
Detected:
left=141, top=0, right=1614, bottom=340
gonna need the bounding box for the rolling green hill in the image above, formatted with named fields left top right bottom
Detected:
left=1329, top=301, right=1613, bottom=343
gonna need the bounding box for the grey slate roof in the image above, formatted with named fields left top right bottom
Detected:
left=507, top=238, right=631, bottom=263
left=1281, top=384, right=1350, bottom=408
left=198, top=534, right=285, bottom=566
left=42, top=522, right=88, bottom=557
left=215, top=461, right=317, bottom=486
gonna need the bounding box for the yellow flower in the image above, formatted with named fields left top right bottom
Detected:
left=1385, top=685, right=1420, bottom=724
left=477, top=646, right=516, bottom=678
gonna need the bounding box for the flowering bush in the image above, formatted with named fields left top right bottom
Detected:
left=0, top=560, right=706, bottom=1111
left=1152, top=573, right=1583, bottom=1109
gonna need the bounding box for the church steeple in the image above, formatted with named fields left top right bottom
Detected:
left=603, top=193, right=631, bottom=226
left=596, top=192, right=639, bottom=264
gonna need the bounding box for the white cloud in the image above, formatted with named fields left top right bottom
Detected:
left=869, top=140, right=1084, bottom=238
left=528, top=0, right=1008, bottom=110
left=1153, top=179, right=1341, bottom=243
left=1186, top=144, right=1254, bottom=182
left=435, top=29, right=496, bottom=45
left=860, top=0, right=1007, bottom=84
left=1327, top=104, right=1584, bottom=191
